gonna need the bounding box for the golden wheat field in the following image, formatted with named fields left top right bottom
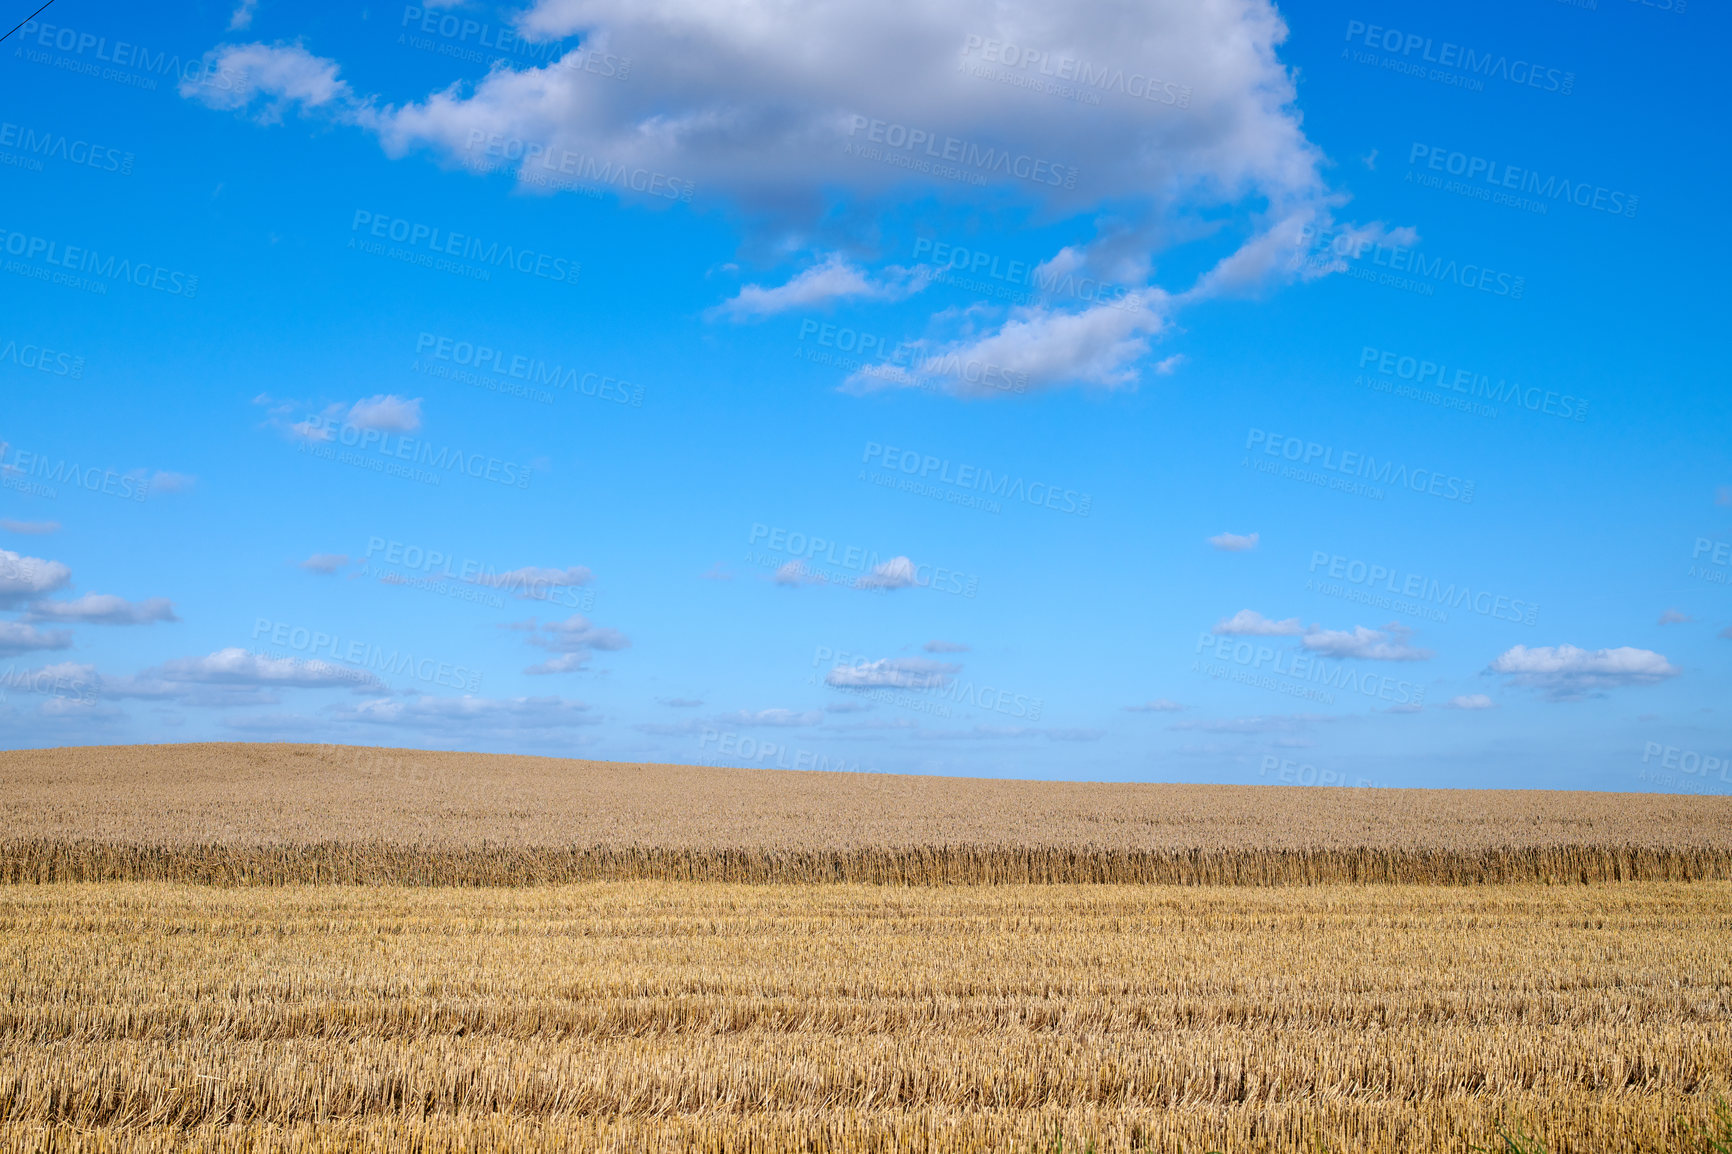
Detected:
left=3, top=743, right=1731, bottom=1153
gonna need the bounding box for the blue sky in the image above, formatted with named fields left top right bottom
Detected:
left=1, top=0, right=1727, bottom=792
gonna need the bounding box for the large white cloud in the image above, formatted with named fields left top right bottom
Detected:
left=181, top=0, right=1402, bottom=394
left=1487, top=644, right=1679, bottom=700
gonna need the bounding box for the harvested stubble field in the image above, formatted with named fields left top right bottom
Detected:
left=3, top=742, right=1732, bottom=885
left=1, top=744, right=1730, bottom=1153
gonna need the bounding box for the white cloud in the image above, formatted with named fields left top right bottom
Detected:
left=228, top=0, right=260, bottom=31
left=471, top=565, right=593, bottom=599
left=1443, top=694, right=1496, bottom=710
left=346, top=394, right=423, bottom=432
left=727, top=708, right=823, bottom=727
left=847, top=293, right=1168, bottom=396
left=0, top=622, right=73, bottom=656
left=1301, top=623, right=1431, bottom=662
left=0, top=520, right=58, bottom=535
left=924, top=640, right=969, bottom=653
left=1170, top=713, right=1327, bottom=735
left=0, top=549, right=73, bottom=605
left=856, top=556, right=919, bottom=590
left=181, top=0, right=1397, bottom=396
left=772, top=560, right=822, bottom=586
left=332, top=694, right=597, bottom=731
left=1657, top=609, right=1693, bottom=625
left=710, top=254, right=930, bottom=320
left=1125, top=698, right=1185, bottom=712
left=180, top=42, right=354, bottom=122
left=300, top=553, right=350, bottom=573
left=1208, top=531, right=1259, bottom=551
left=825, top=657, right=958, bottom=689
left=1214, top=608, right=1303, bottom=636
left=1186, top=211, right=1418, bottom=301
left=659, top=697, right=704, bottom=707
left=1487, top=644, right=1680, bottom=700
left=155, top=647, right=384, bottom=690
left=515, top=614, right=630, bottom=673
left=1214, top=611, right=1431, bottom=660
left=524, top=653, right=593, bottom=675
left=368, top=0, right=1325, bottom=217
left=24, top=594, right=179, bottom=625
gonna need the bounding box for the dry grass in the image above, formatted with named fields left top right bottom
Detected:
left=1, top=881, right=1729, bottom=1152
left=5, top=743, right=1730, bottom=1151
left=3, top=743, right=1730, bottom=886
